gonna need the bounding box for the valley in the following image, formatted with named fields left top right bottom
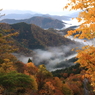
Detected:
left=0, top=9, right=94, bottom=95
left=0, top=12, right=85, bottom=71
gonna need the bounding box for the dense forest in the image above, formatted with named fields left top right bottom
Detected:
left=0, top=22, right=75, bottom=54
left=11, top=22, right=74, bottom=50
left=0, top=21, right=94, bottom=95
left=0, top=0, right=95, bottom=94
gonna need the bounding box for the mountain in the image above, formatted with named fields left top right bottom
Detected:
left=25, top=16, right=65, bottom=29
left=0, top=23, right=33, bottom=55
left=0, top=10, right=36, bottom=15
left=0, top=16, right=65, bottom=29
left=10, top=22, right=75, bottom=50
left=0, top=13, right=71, bottom=21
left=0, top=13, right=33, bottom=20
left=0, top=9, right=71, bottom=21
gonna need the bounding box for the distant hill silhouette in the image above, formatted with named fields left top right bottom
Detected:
left=0, top=16, right=65, bottom=29
left=0, top=10, right=71, bottom=21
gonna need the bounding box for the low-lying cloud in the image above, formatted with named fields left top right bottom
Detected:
left=13, top=40, right=83, bottom=71
left=13, top=33, right=93, bottom=71
left=32, top=43, right=82, bottom=71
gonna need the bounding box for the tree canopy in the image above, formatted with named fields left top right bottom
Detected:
left=64, top=0, right=95, bottom=39
left=64, top=0, right=95, bottom=91
left=0, top=71, right=36, bottom=94
left=0, top=23, right=18, bottom=61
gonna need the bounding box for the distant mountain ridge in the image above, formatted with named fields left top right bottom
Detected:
left=0, top=16, right=65, bottom=29
left=0, top=9, right=71, bottom=21
left=1, top=13, right=33, bottom=20
left=0, top=13, right=71, bottom=21
left=1, top=9, right=81, bottom=21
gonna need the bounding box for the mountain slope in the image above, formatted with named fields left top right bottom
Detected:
left=25, top=16, right=65, bottom=29
left=0, top=23, right=33, bottom=55
left=11, top=22, right=74, bottom=50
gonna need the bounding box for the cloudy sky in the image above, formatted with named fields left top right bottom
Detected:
left=0, top=0, right=71, bottom=15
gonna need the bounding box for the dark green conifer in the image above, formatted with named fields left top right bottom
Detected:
left=28, top=58, right=32, bottom=63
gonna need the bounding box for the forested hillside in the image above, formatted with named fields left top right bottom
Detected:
left=11, top=22, right=74, bottom=50
left=1, top=0, right=95, bottom=94
left=0, top=23, right=32, bottom=55
left=0, top=22, right=75, bottom=55
left=0, top=21, right=94, bottom=95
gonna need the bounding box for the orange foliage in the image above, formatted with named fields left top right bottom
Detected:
left=66, top=74, right=83, bottom=95
left=64, top=0, right=95, bottom=91
left=26, top=62, right=38, bottom=75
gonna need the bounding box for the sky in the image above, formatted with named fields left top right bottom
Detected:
left=0, top=0, right=71, bottom=15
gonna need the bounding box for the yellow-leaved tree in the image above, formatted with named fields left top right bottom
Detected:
left=64, top=0, right=95, bottom=91
left=0, top=11, right=18, bottom=73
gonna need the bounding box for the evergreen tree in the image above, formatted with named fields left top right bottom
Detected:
left=28, top=58, right=32, bottom=63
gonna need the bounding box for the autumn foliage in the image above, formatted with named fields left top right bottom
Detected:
left=0, top=23, right=89, bottom=94
left=1, top=0, right=95, bottom=94
left=64, top=0, right=95, bottom=92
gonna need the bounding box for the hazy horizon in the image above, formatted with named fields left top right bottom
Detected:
left=0, top=9, right=79, bottom=18
left=0, top=0, right=78, bottom=16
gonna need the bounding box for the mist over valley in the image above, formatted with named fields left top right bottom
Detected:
left=1, top=1, right=95, bottom=94
left=0, top=10, right=88, bottom=71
